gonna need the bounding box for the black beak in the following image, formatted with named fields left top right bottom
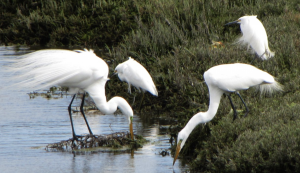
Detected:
left=225, top=20, right=239, bottom=26
left=109, top=71, right=117, bottom=78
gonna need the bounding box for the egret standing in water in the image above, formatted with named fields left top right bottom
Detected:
left=173, top=63, right=282, bottom=165
left=8, top=49, right=134, bottom=140
left=226, top=15, right=275, bottom=60
left=114, top=57, right=158, bottom=110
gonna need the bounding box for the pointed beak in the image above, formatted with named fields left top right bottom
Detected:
left=173, top=140, right=182, bottom=165
left=109, top=71, right=117, bottom=78
left=130, top=117, right=134, bottom=140
left=225, top=20, right=239, bottom=26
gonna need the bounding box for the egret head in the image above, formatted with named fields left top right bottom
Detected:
left=225, top=15, right=257, bottom=26
left=114, top=57, right=132, bottom=75
left=172, top=112, right=207, bottom=165
left=120, top=102, right=134, bottom=140
left=173, top=129, right=188, bottom=165
left=225, top=18, right=241, bottom=25
left=114, top=65, right=121, bottom=74
left=114, top=64, right=124, bottom=80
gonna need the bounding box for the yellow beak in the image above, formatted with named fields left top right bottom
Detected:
left=173, top=140, right=182, bottom=165
left=130, top=117, right=134, bottom=140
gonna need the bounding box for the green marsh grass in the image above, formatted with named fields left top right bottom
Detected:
left=1, top=0, right=300, bottom=171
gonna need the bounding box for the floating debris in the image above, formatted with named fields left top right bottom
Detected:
left=28, top=86, right=68, bottom=99
left=27, top=87, right=99, bottom=111
left=158, top=149, right=170, bottom=157
left=45, top=132, right=146, bottom=152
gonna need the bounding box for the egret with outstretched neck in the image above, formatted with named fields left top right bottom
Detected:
left=8, top=49, right=134, bottom=140
left=226, top=15, right=275, bottom=60
left=173, top=63, right=282, bottom=165
left=115, top=57, right=158, bottom=110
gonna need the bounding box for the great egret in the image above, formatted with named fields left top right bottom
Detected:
left=114, top=57, right=158, bottom=110
left=173, top=63, right=282, bottom=165
left=225, top=15, right=275, bottom=60
left=8, top=49, right=134, bottom=140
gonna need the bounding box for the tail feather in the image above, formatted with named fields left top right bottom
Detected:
left=261, top=49, right=275, bottom=60
left=149, top=85, right=158, bottom=96
left=258, top=81, right=283, bottom=95
left=267, top=49, right=275, bottom=58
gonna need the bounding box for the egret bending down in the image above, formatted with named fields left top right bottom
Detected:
left=226, top=15, right=275, bottom=60
left=115, top=57, right=158, bottom=110
left=9, top=49, right=134, bottom=140
left=173, top=63, right=282, bottom=165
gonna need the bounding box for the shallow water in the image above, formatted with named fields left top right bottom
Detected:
left=0, top=46, right=188, bottom=173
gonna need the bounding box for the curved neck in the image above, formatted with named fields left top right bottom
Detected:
left=206, top=86, right=223, bottom=119
left=84, top=80, right=133, bottom=121
left=180, top=86, right=223, bottom=141
left=95, top=96, right=133, bottom=115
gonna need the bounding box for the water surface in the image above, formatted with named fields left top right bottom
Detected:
left=0, top=46, right=188, bottom=173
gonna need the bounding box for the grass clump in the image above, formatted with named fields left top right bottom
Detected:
left=0, top=0, right=138, bottom=47
left=2, top=0, right=300, bottom=171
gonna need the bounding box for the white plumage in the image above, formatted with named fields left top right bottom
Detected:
left=226, top=15, right=275, bottom=60
left=204, top=63, right=281, bottom=94
left=173, top=63, right=282, bottom=165
left=7, top=49, right=134, bottom=140
left=10, top=49, right=108, bottom=92
left=115, top=57, right=158, bottom=96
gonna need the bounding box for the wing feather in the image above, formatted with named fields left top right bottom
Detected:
left=6, top=49, right=108, bottom=91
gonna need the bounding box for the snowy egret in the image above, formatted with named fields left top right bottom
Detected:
left=225, top=15, right=274, bottom=60
left=173, top=63, right=282, bottom=165
left=8, top=49, right=134, bottom=140
left=114, top=57, right=158, bottom=110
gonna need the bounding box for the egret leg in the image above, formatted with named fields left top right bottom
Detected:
left=259, top=50, right=267, bottom=59
left=128, top=84, right=132, bottom=94
left=138, top=92, right=145, bottom=112
left=68, top=94, right=78, bottom=140
left=132, top=93, right=136, bottom=106
left=250, top=51, right=267, bottom=64
left=250, top=56, right=256, bottom=64
left=80, top=93, right=93, bottom=135
left=226, top=93, right=238, bottom=121
left=235, top=92, right=249, bottom=117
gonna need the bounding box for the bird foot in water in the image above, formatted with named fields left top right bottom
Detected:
left=72, top=134, right=95, bottom=141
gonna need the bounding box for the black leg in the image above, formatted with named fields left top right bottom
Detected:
left=226, top=93, right=238, bottom=121
left=250, top=51, right=266, bottom=64
left=80, top=93, right=93, bottom=135
left=68, top=94, right=77, bottom=140
left=235, top=92, right=250, bottom=117
left=138, top=92, right=145, bottom=113
left=259, top=50, right=267, bottom=59
left=250, top=55, right=256, bottom=64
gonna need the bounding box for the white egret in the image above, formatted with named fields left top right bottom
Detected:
left=8, top=49, right=134, bottom=140
left=114, top=57, right=158, bottom=110
left=226, top=15, right=275, bottom=60
left=173, top=63, right=282, bottom=165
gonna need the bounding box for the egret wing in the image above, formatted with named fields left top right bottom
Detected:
left=7, top=49, right=108, bottom=91
left=205, top=63, right=272, bottom=92
left=122, top=59, right=158, bottom=96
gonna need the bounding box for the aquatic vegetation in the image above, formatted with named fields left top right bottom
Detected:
left=45, top=132, right=147, bottom=151
left=2, top=0, right=300, bottom=171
